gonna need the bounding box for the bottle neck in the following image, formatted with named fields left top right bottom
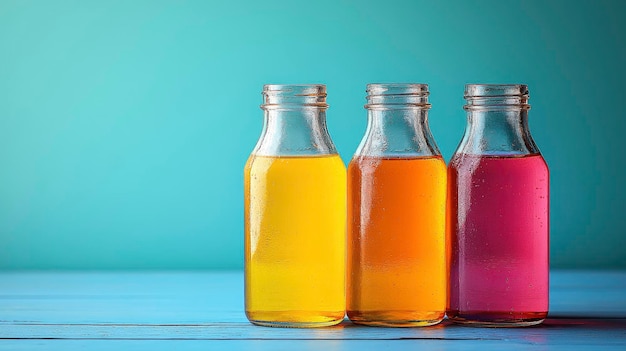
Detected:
left=456, top=84, right=539, bottom=156
left=253, top=107, right=337, bottom=156
left=457, top=108, right=539, bottom=156
left=355, top=83, right=440, bottom=157
left=253, top=84, right=337, bottom=157
left=355, top=107, right=440, bottom=157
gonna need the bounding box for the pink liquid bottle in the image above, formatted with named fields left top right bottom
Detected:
left=447, top=84, right=549, bottom=327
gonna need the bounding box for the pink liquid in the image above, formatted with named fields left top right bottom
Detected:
left=447, top=154, right=549, bottom=325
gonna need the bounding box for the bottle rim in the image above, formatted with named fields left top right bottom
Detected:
left=263, top=84, right=326, bottom=93
left=365, top=83, right=431, bottom=110
left=261, top=84, right=328, bottom=109
left=464, top=84, right=528, bottom=97
left=366, top=83, right=429, bottom=93
left=464, top=84, right=530, bottom=110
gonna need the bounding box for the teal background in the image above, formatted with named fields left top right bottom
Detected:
left=0, top=0, right=624, bottom=270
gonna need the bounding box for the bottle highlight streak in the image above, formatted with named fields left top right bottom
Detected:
left=347, top=156, right=447, bottom=326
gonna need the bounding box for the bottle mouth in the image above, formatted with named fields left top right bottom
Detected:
left=365, top=83, right=430, bottom=109
left=464, top=84, right=530, bottom=110
left=261, top=84, right=328, bottom=109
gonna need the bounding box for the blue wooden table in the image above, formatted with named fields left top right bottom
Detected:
left=1, top=271, right=625, bottom=350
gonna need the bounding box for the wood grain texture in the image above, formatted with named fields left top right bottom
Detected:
left=0, top=270, right=625, bottom=350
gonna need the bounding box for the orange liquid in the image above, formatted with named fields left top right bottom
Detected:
left=347, top=156, right=447, bottom=327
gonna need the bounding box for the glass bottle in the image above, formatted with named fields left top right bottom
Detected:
left=347, top=83, right=447, bottom=327
left=447, top=84, right=549, bottom=327
left=244, top=84, right=346, bottom=328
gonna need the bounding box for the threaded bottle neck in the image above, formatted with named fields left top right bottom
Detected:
left=254, top=84, right=336, bottom=156
left=365, top=83, right=430, bottom=109
left=261, top=84, right=328, bottom=110
left=464, top=84, right=530, bottom=110
left=355, top=83, right=440, bottom=157
left=456, top=84, right=539, bottom=156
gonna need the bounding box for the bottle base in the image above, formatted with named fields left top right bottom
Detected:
left=447, top=311, right=547, bottom=327
left=347, top=310, right=445, bottom=327
left=246, top=310, right=345, bottom=328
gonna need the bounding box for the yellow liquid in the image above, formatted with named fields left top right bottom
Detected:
left=244, top=154, right=347, bottom=327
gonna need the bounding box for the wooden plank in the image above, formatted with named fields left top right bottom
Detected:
left=0, top=272, right=244, bottom=324
left=1, top=271, right=625, bottom=324
left=0, top=270, right=624, bottom=350
left=0, top=338, right=625, bottom=351
left=550, top=270, right=626, bottom=318
left=1, top=319, right=626, bottom=342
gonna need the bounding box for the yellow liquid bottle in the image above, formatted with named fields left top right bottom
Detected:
left=244, top=84, right=346, bottom=328
left=245, top=155, right=346, bottom=327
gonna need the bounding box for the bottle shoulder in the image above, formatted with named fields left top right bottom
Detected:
left=349, top=154, right=446, bottom=172
left=448, top=153, right=548, bottom=173
left=246, top=154, right=346, bottom=172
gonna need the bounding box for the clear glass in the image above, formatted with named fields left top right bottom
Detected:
left=347, top=84, right=447, bottom=327
left=244, top=84, right=346, bottom=328
left=447, top=84, right=549, bottom=327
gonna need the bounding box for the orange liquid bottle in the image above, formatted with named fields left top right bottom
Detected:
left=347, top=84, right=447, bottom=327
